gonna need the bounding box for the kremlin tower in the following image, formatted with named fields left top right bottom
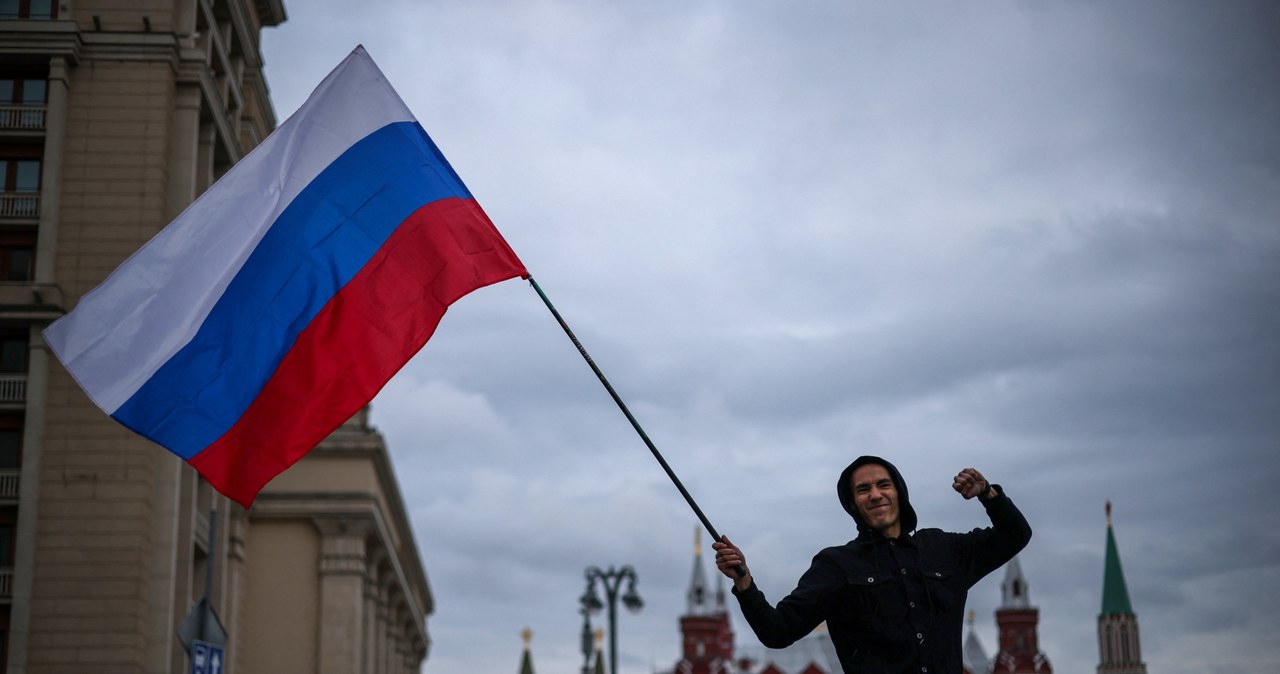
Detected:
left=1098, top=501, right=1147, bottom=674
left=674, top=529, right=736, bottom=674
left=991, top=556, right=1052, bottom=673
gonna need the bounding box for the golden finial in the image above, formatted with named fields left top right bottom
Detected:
left=521, top=627, right=533, bottom=649
left=967, top=610, right=975, bottom=625
left=593, top=627, right=604, bottom=648
left=1106, top=499, right=1113, bottom=527
left=695, top=527, right=702, bottom=557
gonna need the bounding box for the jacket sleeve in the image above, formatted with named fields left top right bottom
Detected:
left=958, top=484, right=1033, bottom=586
left=731, top=552, right=842, bottom=649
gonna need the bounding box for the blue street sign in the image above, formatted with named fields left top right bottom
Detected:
left=190, top=640, right=225, bottom=674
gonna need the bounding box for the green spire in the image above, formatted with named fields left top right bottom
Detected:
left=519, top=628, right=536, bottom=674
left=1101, top=501, right=1134, bottom=615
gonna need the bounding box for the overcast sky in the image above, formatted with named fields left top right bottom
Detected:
left=259, top=2, right=1278, bottom=673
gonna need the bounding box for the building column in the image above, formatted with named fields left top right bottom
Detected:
left=33, top=56, right=68, bottom=285
left=8, top=331, right=51, bottom=674
left=396, top=610, right=412, bottom=674
left=397, top=637, right=411, bottom=674
left=224, top=508, right=249, bottom=674
left=363, top=550, right=386, bottom=674
left=316, top=518, right=371, bottom=674
left=376, top=582, right=392, bottom=674
left=196, top=120, right=216, bottom=194
left=165, top=83, right=201, bottom=221
left=391, top=617, right=406, bottom=674
left=384, top=600, right=403, bottom=674
left=9, top=53, right=72, bottom=673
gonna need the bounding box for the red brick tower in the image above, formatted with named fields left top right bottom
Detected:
left=991, top=557, right=1052, bottom=674
left=674, top=529, right=735, bottom=674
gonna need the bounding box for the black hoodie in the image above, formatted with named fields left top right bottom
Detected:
left=732, top=456, right=1031, bottom=674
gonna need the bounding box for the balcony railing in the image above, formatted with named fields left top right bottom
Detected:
left=0, top=373, right=26, bottom=403
left=0, top=469, right=17, bottom=498
left=0, top=105, right=45, bottom=130
left=0, top=192, right=38, bottom=219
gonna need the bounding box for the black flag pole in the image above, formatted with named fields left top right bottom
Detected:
left=527, top=275, right=744, bottom=575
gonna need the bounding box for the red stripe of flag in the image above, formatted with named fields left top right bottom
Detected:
left=190, top=198, right=526, bottom=507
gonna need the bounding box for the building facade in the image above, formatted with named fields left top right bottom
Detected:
left=0, top=2, right=431, bottom=672
left=237, top=408, right=432, bottom=674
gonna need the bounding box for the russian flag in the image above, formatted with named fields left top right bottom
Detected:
left=43, top=47, right=528, bottom=508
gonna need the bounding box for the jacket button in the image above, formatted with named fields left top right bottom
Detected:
left=909, top=602, right=916, bottom=608
left=916, top=632, right=923, bottom=639
left=867, top=577, right=874, bottom=583
left=934, top=572, right=941, bottom=577
left=900, top=568, right=907, bottom=574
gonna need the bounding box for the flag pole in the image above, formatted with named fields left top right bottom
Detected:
left=527, top=275, right=741, bottom=571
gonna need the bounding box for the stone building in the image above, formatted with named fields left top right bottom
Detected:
left=0, top=2, right=431, bottom=672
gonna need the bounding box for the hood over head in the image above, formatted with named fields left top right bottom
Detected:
left=837, top=455, right=918, bottom=536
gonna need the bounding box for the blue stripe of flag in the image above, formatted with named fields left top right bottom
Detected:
left=112, top=121, right=474, bottom=458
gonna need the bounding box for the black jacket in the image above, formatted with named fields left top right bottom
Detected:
left=733, top=456, right=1031, bottom=673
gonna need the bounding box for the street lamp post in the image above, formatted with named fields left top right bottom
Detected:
left=579, top=607, right=594, bottom=674
left=579, top=565, right=643, bottom=674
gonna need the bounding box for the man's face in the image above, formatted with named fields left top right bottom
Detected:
left=852, top=463, right=901, bottom=537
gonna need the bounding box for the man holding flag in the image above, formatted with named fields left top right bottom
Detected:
left=713, top=456, right=1032, bottom=673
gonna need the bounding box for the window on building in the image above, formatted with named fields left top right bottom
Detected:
left=0, top=525, right=11, bottom=565
left=0, top=158, right=39, bottom=219
left=0, top=431, right=17, bottom=469
left=0, top=0, right=56, bottom=19
left=0, top=231, right=33, bottom=281
left=0, top=332, right=24, bottom=372
left=0, top=414, right=21, bottom=468
left=0, top=603, right=9, bottom=674
left=0, top=508, right=14, bottom=566
left=0, top=603, right=8, bottom=674
left=0, top=78, right=45, bottom=105
left=0, top=74, right=47, bottom=130
left=0, top=588, right=9, bottom=670
left=1, top=159, right=39, bottom=191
